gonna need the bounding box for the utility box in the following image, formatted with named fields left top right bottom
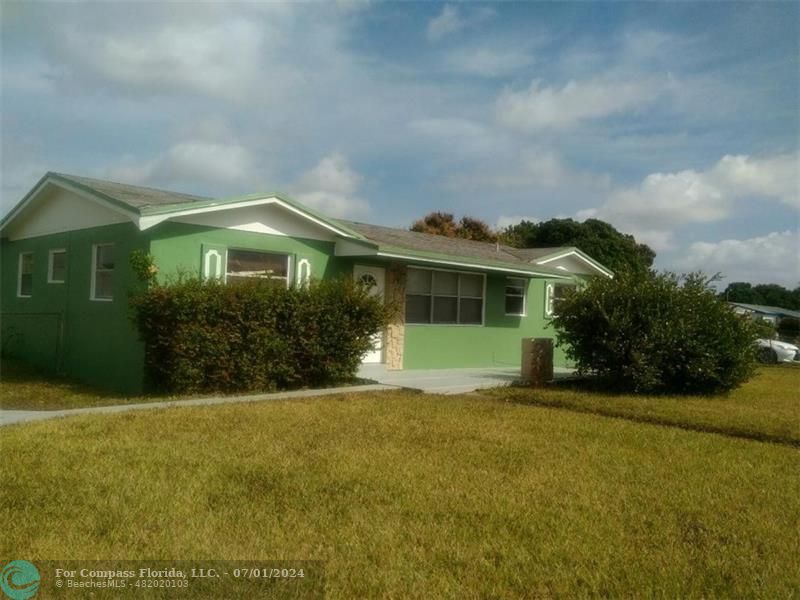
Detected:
left=521, top=338, right=554, bottom=386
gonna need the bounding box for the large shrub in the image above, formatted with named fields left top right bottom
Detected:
left=551, top=272, right=760, bottom=394
left=131, top=276, right=392, bottom=394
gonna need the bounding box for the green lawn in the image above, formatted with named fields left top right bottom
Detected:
left=486, top=365, right=800, bottom=446
left=0, top=358, right=159, bottom=410
left=2, top=390, right=798, bottom=598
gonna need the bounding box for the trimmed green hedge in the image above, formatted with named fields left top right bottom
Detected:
left=551, top=272, right=760, bottom=394
left=131, top=276, right=391, bottom=394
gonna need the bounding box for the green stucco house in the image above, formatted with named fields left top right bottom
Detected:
left=0, top=172, right=612, bottom=393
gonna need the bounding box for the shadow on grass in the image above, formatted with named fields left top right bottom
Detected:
left=493, top=365, right=800, bottom=449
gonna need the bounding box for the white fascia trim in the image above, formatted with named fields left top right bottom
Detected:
left=138, top=196, right=358, bottom=239
left=535, top=250, right=614, bottom=278
left=376, top=251, right=572, bottom=279
left=1, top=177, right=139, bottom=233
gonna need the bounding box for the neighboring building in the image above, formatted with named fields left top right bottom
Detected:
left=729, top=302, right=800, bottom=328
left=1, top=172, right=612, bottom=393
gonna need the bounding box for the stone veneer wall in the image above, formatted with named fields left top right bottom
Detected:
left=384, top=263, right=407, bottom=370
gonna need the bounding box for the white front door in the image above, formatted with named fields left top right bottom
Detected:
left=354, top=265, right=386, bottom=363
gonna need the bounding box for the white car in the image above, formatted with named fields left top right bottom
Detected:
left=757, top=338, right=800, bottom=363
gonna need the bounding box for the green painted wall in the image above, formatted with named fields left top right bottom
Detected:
left=146, top=222, right=352, bottom=283
left=1, top=223, right=148, bottom=393
left=402, top=275, right=573, bottom=370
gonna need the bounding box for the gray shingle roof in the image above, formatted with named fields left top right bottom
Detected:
left=53, top=172, right=210, bottom=210
left=503, top=247, right=573, bottom=261
left=338, top=220, right=564, bottom=272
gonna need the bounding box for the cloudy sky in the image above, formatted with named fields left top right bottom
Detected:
left=2, top=2, right=798, bottom=285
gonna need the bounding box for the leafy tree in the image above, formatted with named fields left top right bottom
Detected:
left=501, top=218, right=655, bottom=275
left=552, top=271, right=759, bottom=394
left=411, top=212, right=497, bottom=242
left=721, top=282, right=800, bottom=310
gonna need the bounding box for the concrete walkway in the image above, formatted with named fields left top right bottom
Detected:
left=1, top=365, right=575, bottom=427
left=0, top=383, right=394, bottom=427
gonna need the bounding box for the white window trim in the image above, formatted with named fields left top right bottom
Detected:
left=505, top=277, right=527, bottom=317
left=297, top=258, right=311, bottom=288
left=225, top=248, right=293, bottom=289
left=90, top=243, right=114, bottom=302
left=406, top=265, right=486, bottom=326
left=47, top=248, right=67, bottom=284
left=544, top=283, right=555, bottom=317
left=17, top=252, right=33, bottom=298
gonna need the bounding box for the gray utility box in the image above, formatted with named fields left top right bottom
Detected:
left=521, top=338, right=554, bottom=386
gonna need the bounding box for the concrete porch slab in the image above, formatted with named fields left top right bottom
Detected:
left=357, top=364, right=575, bottom=395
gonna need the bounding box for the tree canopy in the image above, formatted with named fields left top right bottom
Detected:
left=501, top=218, right=655, bottom=275
left=721, top=282, right=800, bottom=310
left=410, top=212, right=496, bottom=242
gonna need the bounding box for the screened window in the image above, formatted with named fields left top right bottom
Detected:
left=226, top=249, right=289, bottom=286
left=505, top=278, right=526, bottom=316
left=405, top=267, right=484, bottom=325
left=48, top=249, right=67, bottom=283
left=91, top=244, right=114, bottom=300
left=18, top=252, right=33, bottom=298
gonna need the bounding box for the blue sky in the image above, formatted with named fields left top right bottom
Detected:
left=2, top=1, right=798, bottom=285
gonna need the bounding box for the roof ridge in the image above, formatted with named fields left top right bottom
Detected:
left=51, top=172, right=212, bottom=201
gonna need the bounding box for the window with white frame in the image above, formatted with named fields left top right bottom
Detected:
left=48, top=249, right=67, bottom=283
left=226, top=249, right=290, bottom=287
left=296, top=258, right=311, bottom=288
left=405, top=267, right=484, bottom=325
left=505, top=278, right=526, bottom=316
left=544, top=282, right=572, bottom=317
left=91, top=244, right=114, bottom=301
left=17, top=252, right=33, bottom=298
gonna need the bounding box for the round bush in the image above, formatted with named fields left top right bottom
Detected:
left=551, top=272, right=760, bottom=394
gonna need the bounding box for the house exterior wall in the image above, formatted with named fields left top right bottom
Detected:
left=1, top=222, right=148, bottom=393
left=402, top=275, right=572, bottom=370
left=146, top=222, right=352, bottom=283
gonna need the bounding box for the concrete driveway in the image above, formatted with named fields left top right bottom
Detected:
left=357, top=364, right=575, bottom=394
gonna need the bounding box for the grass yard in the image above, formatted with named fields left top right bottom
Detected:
left=0, top=358, right=159, bottom=410
left=487, top=365, right=800, bottom=446
left=2, top=389, right=799, bottom=598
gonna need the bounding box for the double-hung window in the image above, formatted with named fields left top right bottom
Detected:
left=91, top=244, right=114, bottom=301
left=405, top=267, right=484, bottom=325
left=505, top=278, right=527, bottom=316
left=17, top=252, right=33, bottom=298
left=48, top=249, right=67, bottom=283
left=226, top=249, right=290, bottom=287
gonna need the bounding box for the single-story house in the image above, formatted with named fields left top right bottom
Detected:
left=0, top=172, right=612, bottom=393
left=728, top=302, right=800, bottom=326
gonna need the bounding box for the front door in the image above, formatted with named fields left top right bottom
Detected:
left=354, top=265, right=386, bottom=363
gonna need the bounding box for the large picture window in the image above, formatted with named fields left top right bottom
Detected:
left=505, top=278, right=527, bottom=316
left=406, top=267, right=484, bottom=325
left=91, top=244, right=114, bottom=301
left=226, top=249, right=290, bottom=286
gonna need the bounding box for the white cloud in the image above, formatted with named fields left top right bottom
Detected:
left=58, top=18, right=268, bottom=100
left=106, top=141, right=259, bottom=190
left=579, top=153, right=799, bottom=251
left=674, top=230, right=800, bottom=287
left=444, top=47, right=533, bottom=77
left=427, top=5, right=466, bottom=41
left=292, top=153, right=369, bottom=218
left=496, top=78, right=662, bottom=131
left=426, top=5, right=495, bottom=41
left=446, top=147, right=610, bottom=191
